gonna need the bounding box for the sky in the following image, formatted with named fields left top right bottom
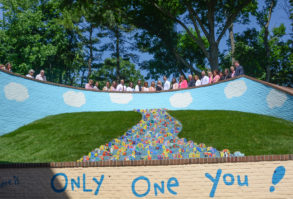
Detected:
left=0, top=0, right=292, bottom=83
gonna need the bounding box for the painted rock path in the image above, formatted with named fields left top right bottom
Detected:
left=78, top=109, right=243, bottom=162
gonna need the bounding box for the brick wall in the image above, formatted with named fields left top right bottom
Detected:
left=1, top=155, right=293, bottom=198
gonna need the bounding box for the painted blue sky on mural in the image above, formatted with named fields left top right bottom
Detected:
left=0, top=70, right=292, bottom=135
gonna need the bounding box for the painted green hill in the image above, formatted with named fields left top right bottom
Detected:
left=0, top=110, right=292, bottom=163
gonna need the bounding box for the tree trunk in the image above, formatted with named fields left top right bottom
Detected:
left=264, top=1, right=274, bottom=82
left=115, top=27, right=120, bottom=81
left=209, top=42, right=219, bottom=71
left=229, top=23, right=235, bottom=65
left=88, top=25, right=93, bottom=78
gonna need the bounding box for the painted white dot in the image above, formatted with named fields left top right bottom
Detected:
left=266, top=89, right=287, bottom=109
left=63, top=91, right=86, bottom=108
left=224, top=80, right=247, bottom=99
left=4, top=82, right=29, bottom=102
left=109, top=93, right=133, bottom=104
left=169, top=92, right=193, bottom=108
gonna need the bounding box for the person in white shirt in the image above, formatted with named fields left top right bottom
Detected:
left=194, top=75, right=201, bottom=86
left=93, top=82, right=99, bottom=90
left=126, top=82, right=134, bottom=92
left=26, top=69, right=35, bottom=78
left=36, top=70, right=47, bottom=81
left=116, top=79, right=127, bottom=91
left=163, top=76, right=170, bottom=90
left=200, top=71, right=209, bottom=85
left=142, top=82, right=149, bottom=92
left=135, top=80, right=142, bottom=92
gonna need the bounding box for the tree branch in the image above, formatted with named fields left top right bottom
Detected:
left=185, top=2, right=209, bottom=38
left=153, top=2, right=210, bottom=59
left=216, top=0, right=253, bottom=44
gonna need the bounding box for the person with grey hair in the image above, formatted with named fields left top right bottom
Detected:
left=36, top=70, right=47, bottom=81
left=26, top=69, right=35, bottom=78
left=200, top=71, right=209, bottom=85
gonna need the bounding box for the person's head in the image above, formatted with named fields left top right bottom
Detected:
left=194, top=75, right=199, bottom=81
left=230, top=66, right=235, bottom=72
left=89, top=79, right=94, bottom=85
left=163, top=76, right=167, bottom=81
left=224, top=68, right=229, bottom=75
left=29, top=69, right=35, bottom=76
left=40, top=69, right=45, bottom=76
left=5, top=62, right=11, bottom=70
left=219, top=71, right=223, bottom=77
left=188, top=74, right=192, bottom=81
left=144, top=82, right=148, bottom=87
left=180, top=75, right=185, bottom=81
left=129, top=82, right=133, bottom=88
left=0, top=64, right=5, bottom=70
left=208, top=71, right=213, bottom=77
left=120, top=79, right=124, bottom=85
left=213, top=69, right=219, bottom=76
left=112, top=81, right=117, bottom=87
left=137, top=80, right=141, bottom=85
left=172, top=78, right=177, bottom=84
left=234, top=60, right=240, bottom=67
left=95, top=81, right=99, bottom=87
left=201, top=71, right=206, bottom=77
left=151, top=81, right=155, bottom=87
left=106, top=81, right=110, bottom=87
left=157, top=80, right=162, bottom=86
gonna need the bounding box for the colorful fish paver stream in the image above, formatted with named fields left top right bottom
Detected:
left=78, top=109, right=244, bottom=162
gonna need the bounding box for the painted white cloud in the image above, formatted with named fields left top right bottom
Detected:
left=109, top=93, right=133, bottom=104
left=4, top=82, right=29, bottom=102
left=266, top=89, right=287, bottom=109
left=63, top=91, right=86, bottom=108
left=224, top=80, right=247, bottom=99
left=169, top=92, right=193, bottom=108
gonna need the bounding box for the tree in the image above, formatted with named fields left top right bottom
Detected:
left=0, top=0, right=85, bottom=85
left=256, top=0, right=277, bottom=82
left=89, top=57, right=143, bottom=88
left=130, top=0, right=254, bottom=70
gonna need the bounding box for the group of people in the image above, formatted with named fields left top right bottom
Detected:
left=85, top=60, right=245, bottom=92
left=1, top=60, right=245, bottom=91
left=0, top=63, right=12, bottom=72
left=0, top=63, right=47, bottom=81
left=25, top=69, right=47, bottom=81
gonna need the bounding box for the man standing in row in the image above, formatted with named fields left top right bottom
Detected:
left=163, top=76, right=170, bottom=90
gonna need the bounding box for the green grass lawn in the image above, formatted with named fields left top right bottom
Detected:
left=0, top=110, right=292, bottom=163
left=0, top=111, right=141, bottom=163
left=169, top=110, right=293, bottom=156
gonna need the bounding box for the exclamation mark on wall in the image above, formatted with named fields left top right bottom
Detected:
left=270, top=166, right=286, bottom=192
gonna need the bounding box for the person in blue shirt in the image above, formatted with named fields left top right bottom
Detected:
left=234, top=60, right=245, bottom=76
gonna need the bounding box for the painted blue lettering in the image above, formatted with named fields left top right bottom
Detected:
left=237, top=175, right=248, bottom=186
left=205, top=169, right=222, bottom=198
left=51, top=173, right=68, bottom=193
left=223, top=173, right=234, bottom=186
left=83, top=173, right=92, bottom=192
left=167, top=177, right=179, bottom=196
left=93, top=175, right=104, bottom=195
left=131, top=176, right=150, bottom=198
left=154, top=181, right=164, bottom=196
left=71, top=177, right=80, bottom=191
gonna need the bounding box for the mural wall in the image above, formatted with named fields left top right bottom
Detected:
left=0, top=160, right=292, bottom=198
left=0, top=70, right=292, bottom=135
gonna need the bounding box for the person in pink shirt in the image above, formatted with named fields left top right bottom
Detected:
left=85, top=79, right=94, bottom=90
left=230, top=66, right=235, bottom=78
left=149, top=81, right=156, bottom=91
left=179, top=75, right=188, bottom=89
left=213, top=69, right=220, bottom=83
left=208, top=71, right=213, bottom=84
